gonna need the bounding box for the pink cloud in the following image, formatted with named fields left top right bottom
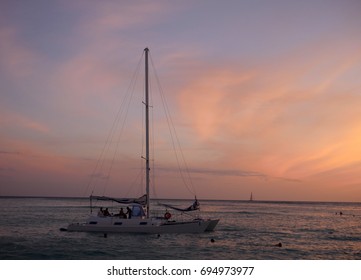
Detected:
left=174, top=42, right=361, bottom=188
left=0, top=110, right=49, bottom=134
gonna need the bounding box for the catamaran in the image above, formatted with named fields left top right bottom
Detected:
left=66, top=48, right=219, bottom=233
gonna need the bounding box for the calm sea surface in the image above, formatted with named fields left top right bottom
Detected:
left=1, top=197, right=361, bottom=260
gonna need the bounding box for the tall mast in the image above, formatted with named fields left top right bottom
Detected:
left=144, top=47, right=150, bottom=218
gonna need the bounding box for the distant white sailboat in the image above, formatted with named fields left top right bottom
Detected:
left=66, top=48, right=219, bottom=233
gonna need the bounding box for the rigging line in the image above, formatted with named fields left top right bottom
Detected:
left=150, top=56, right=194, bottom=195
left=149, top=67, right=158, bottom=200
left=149, top=54, right=197, bottom=196
left=102, top=52, right=144, bottom=195
left=151, top=105, right=158, bottom=199
left=84, top=51, right=144, bottom=197
left=122, top=167, right=144, bottom=197
left=100, top=87, right=132, bottom=195
left=83, top=77, right=131, bottom=197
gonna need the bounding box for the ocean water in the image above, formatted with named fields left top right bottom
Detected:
left=1, top=197, right=361, bottom=260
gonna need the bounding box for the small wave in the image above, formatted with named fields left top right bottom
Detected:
left=237, top=210, right=283, bottom=216
left=327, top=235, right=361, bottom=242
left=238, top=211, right=255, bottom=215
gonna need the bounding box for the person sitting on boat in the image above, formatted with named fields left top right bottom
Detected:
left=118, top=207, right=127, bottom=219
left=103, top=208, right=111, bottom=216
left=126, top=206, right=132, bottom=219
left=98, top=207, right=104, bottom=216
left=192, top=198, right=199, bottom=210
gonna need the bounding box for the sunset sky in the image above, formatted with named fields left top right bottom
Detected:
left=1, top=0, right=361, bottom=202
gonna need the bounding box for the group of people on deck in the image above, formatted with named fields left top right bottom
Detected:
left=98, top=207, right=132, bottom=219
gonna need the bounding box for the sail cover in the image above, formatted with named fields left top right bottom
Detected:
left=91, top=194, right=147, bottom=206
left=158, top=199, right=200, bottom=212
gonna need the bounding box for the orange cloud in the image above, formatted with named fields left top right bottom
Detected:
left=175, top=42, right=361, bottom=189
left=179, top=68, right=254, bottom=140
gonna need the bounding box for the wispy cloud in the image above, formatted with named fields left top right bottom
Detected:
left=0, top=27, right=39, bottom=79
left=0, top=150, right=20, bottom=155
left=158, top=166, right=267, bottom=179
left=174, top=39, right=361, bottom=185
left=0, top=110, right=49, bottom=134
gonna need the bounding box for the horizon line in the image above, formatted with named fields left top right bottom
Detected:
left=0, top=195, right=360, bottom=204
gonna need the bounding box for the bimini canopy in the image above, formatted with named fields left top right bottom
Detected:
left=90, top=194, right=147, bottom=206
left=158, top=198, right=200, bottom=212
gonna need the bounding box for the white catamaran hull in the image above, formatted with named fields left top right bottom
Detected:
left=67, top=216, right=219, bottom=234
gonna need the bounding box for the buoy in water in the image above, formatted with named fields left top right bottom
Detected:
left=210, top=238, right=215, bottom=243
